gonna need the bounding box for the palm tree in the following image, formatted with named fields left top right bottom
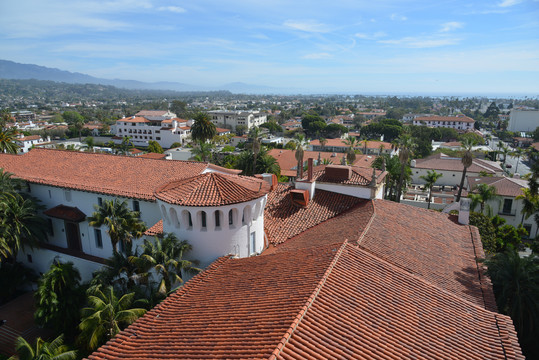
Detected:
left=0, top=127, right=20, bottom=154
left=516, top=188, right=538, bottom=226
left=130, top=234, right=200, bottom=296
left=294, top=134, right=309, bottom=178
left=9, top=334, right=77, bottom=360
left=470, top=183, right=498, bottom=216
left=500, top=145, right=510, bottom=167
left=419, top=170, right=443, bottom=209
left=455, top=138, right=476, bottom=202
left=512, top=147, right=524, bottom=174
left=0, top=168, right=21, bottom=195
left=73, top=118, right=85, bottom=143
left=34, top=262, right=85, bottom=338
left=319, top=137, right=327, bottom=151
left=256, top=153, right=280, bottom=175
left=190, top=112, right=216, bottom=143
left=84, top=136, right=95, bottom=152
left=0, top=109, right=12, bottom=128
left=394, top=132, right=416, bottom=203
left=485, top=252, right=539, bottom=356
left=248, top=127, right=262, bottom=173
left=0, top=193, right=47, bottom=261
left=191, top=141, right=214, bottom=162
left=78, top=286, right=147, bottom=352
left=88, top=199, right=146, bottom=253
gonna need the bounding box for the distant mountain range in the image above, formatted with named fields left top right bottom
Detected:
left=0, top=59, right=288, bottom=94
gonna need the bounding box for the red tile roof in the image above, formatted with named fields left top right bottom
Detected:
left=468, top=176, right=528, bottom=197
left=155, top=172, right=270, bottom=206
left=310, top=139, right=393, bottom=150
left=414, top=153, right=502, bottom=174
left=138, top=152, right=167, bottom=160
left=144, top=220, right=163, bottom=236
left=0, top=149, right=215, bottom=201
left=135, top=110, right=170, bottom=117
left=361, top=200, right=496, bottom=310
left=43, top=205, right=86, bottom=222
left=117, top=116, right=149, bottom=123
left=302, top=164, right=386, bottom=185
left=16, top=135, right=41, bottom=142
left=274, top=243, right=522, bottom=360
left=264, top=184, right=363, bottom=245
left=415, top=115, right=475, bottom=123
left=267, top=149, right=375, bottom=177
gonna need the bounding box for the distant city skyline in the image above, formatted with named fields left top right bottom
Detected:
left=1, top=0, right=538, bottom=95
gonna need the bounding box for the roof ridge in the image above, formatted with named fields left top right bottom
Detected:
left=356, top=200, right=376, bottom=246
left=268, top=241, right=349, bottom=360
left=211, top=172, right=225, bottom=203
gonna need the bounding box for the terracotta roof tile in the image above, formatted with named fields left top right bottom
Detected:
left=468, top=176, right=528, bottom=197
left=361, top=200, right=494, bottom=310
left=144, top=220, right=163, bottom=236
left=264, top=184, right=363, bottom=245
left=43, top=205, right=86, bottom=222
left=0, top=149, right=211, bottom=201
left=274, top=243, right=522, bottom=360
left=416, top=115, right=475, bottom=123
left=155, top=172, right=270, bottom=206
left=414, top=153, right=502, bottom=174
left=138, top=152, right=167, bottom=160
left=310, top=139, right=393, bottom=149
left=303, top=165, right=386, bottom=185
left=117, top=116, right=150, bottom=123
left=16, top=135, right=41, bottom=142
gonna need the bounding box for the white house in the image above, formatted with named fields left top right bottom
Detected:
left=207, top=110, right=267, bottom=131
left=411, top=153, right=504, bottom=187
left=466, top=175, right=537, bottom=237
left=413, top=115, right=475, bottom=131
left=14, top=135, right=51, bottom=153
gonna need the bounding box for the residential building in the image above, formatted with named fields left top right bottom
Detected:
left=113, top=114, right=192, bottom=149
left=413, top=115, right=475, bottom=131
left=207, top=110, right=267, bottom=131
left=508, top=109, right=539, bottom=132
left=13, top=135, right=51, bottom=154
left=411, top=153, right=503, bottom=187
left=402, top=113, right=431, bottom=122
left=310, top=138, right=396, bottom=155
left=466, top=175, right=537, bottom=237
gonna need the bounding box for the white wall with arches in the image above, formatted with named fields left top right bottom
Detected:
left=157, top=195, right=267, bottom=267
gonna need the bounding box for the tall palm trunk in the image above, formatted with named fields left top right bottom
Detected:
left=456, top=167, right=468, bottom=202
left=396, top=163, right=406, bottom=203
left=427, top=186, right=432, bottom=210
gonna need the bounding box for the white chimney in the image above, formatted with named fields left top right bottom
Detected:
left=458, top=198, right=471, bottom=225
left=411, top=159, right=416, bottom=167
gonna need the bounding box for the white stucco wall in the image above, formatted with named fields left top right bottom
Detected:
left=315, top=182, right=373, bottom=199
left=158, top=195, right=267, bottom=268
left=411, top=168, right=483, bottom=187
left=508, top=110, right=539, bottom=132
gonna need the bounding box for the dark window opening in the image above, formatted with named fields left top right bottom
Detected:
left=215, top=212, right=220, bottom=227
left=502, top=199, right=513, bottom=214
left=95, top=229, right=103, bottom=248
left=201, top=212, right=207, bottom=228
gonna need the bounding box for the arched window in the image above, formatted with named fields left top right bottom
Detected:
left=161, top=205, right=169, bottom=225
left=215, top=211, right=221, bottom=229
left=182, top=210, right=192, bottom=230
left=169, top=208, right=180, bottom=228
left=228, top=208, right=238, bottom=229
left=199, top=211, right=207, bottom=230
left=242, top=206, right=252, bottom=226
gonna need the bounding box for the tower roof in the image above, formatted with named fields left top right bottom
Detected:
left=155, top=172, right=270, bottom=206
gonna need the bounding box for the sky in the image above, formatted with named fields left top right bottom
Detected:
left=1, top=0, right=539, bottom=95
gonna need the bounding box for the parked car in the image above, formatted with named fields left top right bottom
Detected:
left=506, top=164, right=512, bottom=168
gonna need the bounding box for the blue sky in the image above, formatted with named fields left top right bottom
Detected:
left=1, top=0, right=538, bottom=95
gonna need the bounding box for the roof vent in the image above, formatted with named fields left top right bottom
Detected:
left=324, top=165, right=352, bottom=181
left=290, top=189, right=309, bottom=207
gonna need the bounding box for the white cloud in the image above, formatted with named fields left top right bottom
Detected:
left=283, top=20, right=331, bottom=33
left=157, top=6, right=186, bottom=13
left=379, top=36, right=461, bottom=48
left=390, top=13, right=407, bottom=21
left=355, top=31, right=386, bottom=40
left=498, top=0, right=523, bottom=7
left=302, top=52, right=332, bottom=59
left=440, top=22, right=464, bottom=32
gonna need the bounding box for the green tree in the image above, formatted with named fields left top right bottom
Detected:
left=486, top=252, right=539, bottom=359
left=118, top=137, right=133, bottom=155
left=190, top=112, right=216, bottom=143
left=129, top=234, right=199, bottom=296
left=83, top=136, right=95, bottom=152
left=394, top=132, right=416, bottom=203
left=191, top=141, right=214, bottom=162
left=455, top=138, right=476, bottom=202
left=469, top=183, right=498, bottom=216
left=147, top=140, right=164, bottom=154
left=62, top=111, right=84, bottom=125
left=256, top=153, right=280, bottom=175
left=0, top=192, right=47, bottom=261
left=516, top=187, right=538, bottom=226
left=169, top=100, right=187, bottom=117
left=469, top=212, right=498, bottom=254
left=294, top=134, right=309, bottom=178
left=88, top=199, right=146, bottom=253
left=512, top=147, right=524, bottom=174
left=248, top=127, right=262, bottom=174
left=78, top=286, right=147, bottom=352
left=419, top=170, right=443, bottom=209
left=9, top=334, right=77, bottom=360
left=0, top=127, right=20, bottom=154
left=34, top=262, right=85, bottom=339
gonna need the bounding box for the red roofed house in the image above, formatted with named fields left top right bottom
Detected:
left=0, top=149, right=525, bottom=359
left=467, top=175, right=537, bottom=237
left=14, top=134, right=51, bottom=154
left=413, top=115, right=475, bottom=131
left=310, top=138, right=396, bottom=156
left=113, top=111, right=193, bottom=149
left=412, top=152, right=504, bottom=187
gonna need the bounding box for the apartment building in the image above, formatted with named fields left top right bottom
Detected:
left=207, top=110, right=267, bottom=131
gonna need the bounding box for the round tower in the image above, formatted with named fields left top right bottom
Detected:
left=155, top=172, right=270, bottom=267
